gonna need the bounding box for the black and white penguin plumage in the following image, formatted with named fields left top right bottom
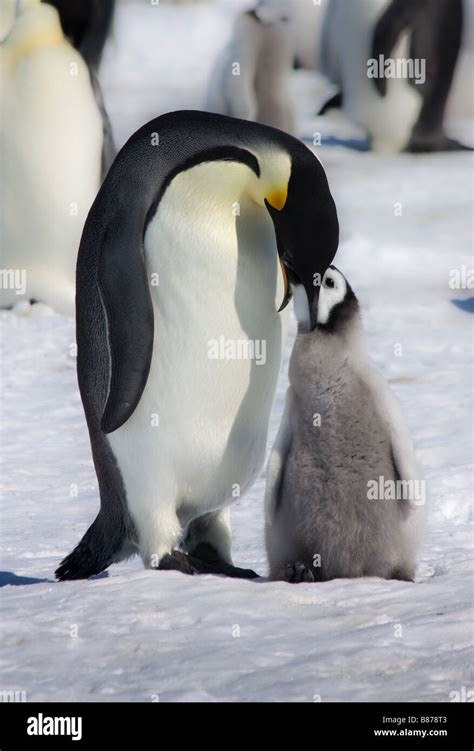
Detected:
left=265, top=266, right=423, bottom=583
left=319, top=0, right=471, bottom=152
left=43, top=0, right=114, bottom=72
left=55, top=110, right=339, bottom=581
left=0, top=0, right=115, bottom=316
left=205, top=0, right=296, bottom=134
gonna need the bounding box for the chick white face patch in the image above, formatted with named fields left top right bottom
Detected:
left=317, top=267, right=347, bottom=325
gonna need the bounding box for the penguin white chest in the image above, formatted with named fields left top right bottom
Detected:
left=107, top=161, right=287, bottom=521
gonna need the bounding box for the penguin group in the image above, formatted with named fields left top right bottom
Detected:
left=205, top=0, right=472, bottom=152
left=1, top=0, right=470, bottom=312
left=8, top=0, right=474, bottom=586
left=318, top=0, right=472, bottom=152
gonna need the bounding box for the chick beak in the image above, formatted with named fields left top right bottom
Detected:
left=305, top=280, right=320, bottom=331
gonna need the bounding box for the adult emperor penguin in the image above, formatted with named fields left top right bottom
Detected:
left=265, top=267, right=423, bottom=583
left=205, top=0, right=296, bottom=135
left=55, top=110, right=339, bottom=580
left=0, top=0, right=114, bottom=315
left=319, top=0, right=471, bottom=152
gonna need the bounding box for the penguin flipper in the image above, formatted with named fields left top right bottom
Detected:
left=79, top=202, right=155, bottom=434
left=99, top=226, right=154, bottom=433
left=368, top=370, right=421, bottom=504
left=371, top=0, right=426, bottom=97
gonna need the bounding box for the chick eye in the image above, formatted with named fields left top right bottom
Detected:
left=324, top=277, right=335, bottom=288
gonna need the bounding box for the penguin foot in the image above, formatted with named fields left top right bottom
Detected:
left=406, top=134, right=473, bottom=153
left=284, top=562, right=315, bottom=584
left=158, top=546, right=258, bottom=579
left=158, top=550, right=200, bottom=576
left=190, top=542, right=259, bottom=579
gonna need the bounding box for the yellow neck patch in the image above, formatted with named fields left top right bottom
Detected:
left=3, top=27, right=64, bottom=70
left=265, top=186, right=288, bottom=211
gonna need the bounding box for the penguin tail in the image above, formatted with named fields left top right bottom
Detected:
left=55, top=513, right=128, bottom=581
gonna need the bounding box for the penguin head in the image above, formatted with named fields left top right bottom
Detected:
left=265, top=151, right=339, bottom=329
left=253, top=0, right=292, bottom=24
left=293, top=266, right=359, bottom=333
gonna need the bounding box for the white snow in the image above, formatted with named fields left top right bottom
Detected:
left=0, top=0, right=473, bottom=703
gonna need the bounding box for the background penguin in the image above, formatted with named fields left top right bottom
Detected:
left=43, top=0, right=115, bottom=72
left=205, top=0, right=296, bottom=135
left=0, top=0, right=114, bottom=316
left=319, top=0, right=471, bottom=152
left=265, top=266, right=423, bottom=583
left=55, top=110, right=339, bottom=581
left=43, top=0, right=116, bottom=173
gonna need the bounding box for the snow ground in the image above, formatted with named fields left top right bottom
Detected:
left=0, top=0, right=473, bottom=702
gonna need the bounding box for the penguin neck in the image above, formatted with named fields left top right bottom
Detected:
left=291, top=313, right=368, bottom=398
left=325, top=312, right=366, bottom=355
left=2, top=2, right=64, bottom=69
left=157, top=159, right=268, bottom=231
left=297, top=311, right=367, bottom=365
left=144, top=158, right=286, bottom=313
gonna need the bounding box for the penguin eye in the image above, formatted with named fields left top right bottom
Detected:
left=324, top=277, right=335, bottom=289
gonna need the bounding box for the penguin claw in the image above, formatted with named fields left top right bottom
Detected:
left=284, top=562, right=315, bottom=584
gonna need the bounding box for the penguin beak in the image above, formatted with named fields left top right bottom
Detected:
left=308, top=283, right=320, bottom=331
left=278, top=261, right=292, bottom=312
left=278, top=259, right=320, bottom=328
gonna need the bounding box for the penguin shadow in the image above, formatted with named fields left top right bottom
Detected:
left=0, top=570, right=109, bottom=587
left=451, top=297, right=474, bottom=313
left=0, top=571, right=52, bottom=587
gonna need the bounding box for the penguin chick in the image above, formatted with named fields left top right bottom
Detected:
left=265, top=266, right=423, bottom=583
left=205, top=0, right=295, bottom=134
